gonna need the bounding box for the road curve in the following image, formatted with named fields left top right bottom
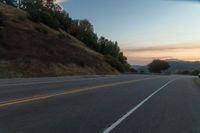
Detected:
left=0, top=74, right=199, bottom=133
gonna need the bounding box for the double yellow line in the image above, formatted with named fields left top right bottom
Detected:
left=0, top=77, right=159, bottom=108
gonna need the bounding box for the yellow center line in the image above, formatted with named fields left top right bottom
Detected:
left=0, top=76, right=160, bottom=108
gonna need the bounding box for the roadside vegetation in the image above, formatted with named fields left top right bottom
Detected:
left=177, top=69, right=200, bottom=76
left=0, top=0, right=130, bottom=72
left=0, top=3, right=119, bottom=77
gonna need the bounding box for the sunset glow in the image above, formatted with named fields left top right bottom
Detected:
left=123, top=44, right=200, bottom=65
left=63, top=0, right=200, bottom=65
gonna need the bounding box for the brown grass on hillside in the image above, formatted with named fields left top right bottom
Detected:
left=0, top=4, right=118, bottom=78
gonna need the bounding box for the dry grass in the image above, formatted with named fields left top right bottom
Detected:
left=0, top=4, right=118, bottom=78
left=194, top=78, right=200, bottom=88
left=0, top=3, right=27, bottom=21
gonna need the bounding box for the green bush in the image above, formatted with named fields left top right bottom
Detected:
left=28, top=9, right=60, bottom=29
left=40, top=11, right=60, bottom=29
left=28, top=9, right=41, bottom=22
left=105, top=55, right=129, bottom=72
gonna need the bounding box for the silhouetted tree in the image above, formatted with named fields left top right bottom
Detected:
left=148, top=59, right=170, bottom=73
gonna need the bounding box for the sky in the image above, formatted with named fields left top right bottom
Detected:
left=59, top=0, right=200, bottom=65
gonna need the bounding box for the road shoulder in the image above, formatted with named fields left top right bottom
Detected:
left=193, top=78, right=200, bottom=88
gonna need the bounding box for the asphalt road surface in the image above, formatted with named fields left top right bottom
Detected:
left=0, top=74, right=199, bottom=133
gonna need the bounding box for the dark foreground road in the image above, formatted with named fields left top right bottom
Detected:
left=0, top=74, right=199, bottom=133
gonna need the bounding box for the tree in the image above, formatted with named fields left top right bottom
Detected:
left=1, top=0, right=131, bottom=72
left=148, top=59, right=170, bottom=73
left=69, top=19, right=99, bottom=50
left=55, top=10, right=72, bottom=31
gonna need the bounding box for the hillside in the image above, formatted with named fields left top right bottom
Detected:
left=0, top=4, right=118, bottom=78
left=166, top=59, right=200, bottom=73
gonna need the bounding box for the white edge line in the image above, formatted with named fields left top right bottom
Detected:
left=102, top=78, right=177, bottom=133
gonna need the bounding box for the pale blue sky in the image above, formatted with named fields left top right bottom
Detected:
left=60, top=0, right=200, bottom=64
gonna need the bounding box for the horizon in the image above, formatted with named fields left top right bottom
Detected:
left=132, top=58, right=200, bottom=66
left=60, top=0, right=200, bottom=65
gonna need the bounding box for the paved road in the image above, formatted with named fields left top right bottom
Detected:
left=0, top=74, right=199, bottom=133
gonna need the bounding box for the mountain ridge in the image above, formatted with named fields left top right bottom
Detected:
left=131, top=59, right=200, bottom=73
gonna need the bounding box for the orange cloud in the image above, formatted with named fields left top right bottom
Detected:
left=123, top=44, right=200, bottom=65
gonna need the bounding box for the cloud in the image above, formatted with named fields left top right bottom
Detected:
left=123, top=43, right=200, bottom=52
left=122, top=43, right=200, bottom=65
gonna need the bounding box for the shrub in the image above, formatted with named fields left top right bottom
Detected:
left=28, top=9, right=41, bottom=22
left=40, top=11, right=60, bottom=29
left=105, top=55, right=128, bottom=72
left=28, top=9, right=60, bottom=29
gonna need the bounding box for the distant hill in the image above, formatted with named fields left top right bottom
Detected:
left=132, top=59, right=200, bottom=73
left=131, top=65, right=149, bottom=73
left=0, top=4, right=118, bottom=78
left=131, top=65, right=142, bottom=71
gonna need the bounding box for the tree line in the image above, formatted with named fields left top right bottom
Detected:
left=0, top=0, right=131, bottom=72
left=177, top=69, right=200, bottom=76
